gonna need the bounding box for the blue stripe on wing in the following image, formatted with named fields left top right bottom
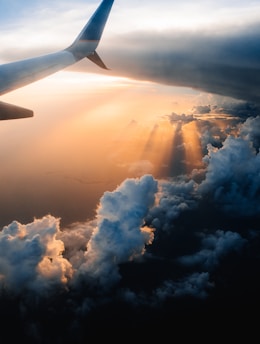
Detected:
left=78, top=0, right=114, bottom=41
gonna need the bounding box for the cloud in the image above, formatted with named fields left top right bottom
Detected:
left=238, top=115, right=260, bottom=151
left=198, top=134, right=260, bottom=216
left=71, top=175, right=158, bottom=290
left=192, top=101, right=260, bottom=118
left=0, top=175, right=159, bottom=340
left=0, top=175, right=158, bottom=297
left=147, top=178, right=198, bottom=232
left=0, top=216, right=72, bottom=296
left=166, top=112, right=195, bottom=124
left=155, top=272, right=214, bottom=300
left=178, top=230, right=247, bottom=269
left=98, top=24, right=260, bottom=104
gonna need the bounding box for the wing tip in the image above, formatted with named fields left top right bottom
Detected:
left=0, top=101, right=33, bottom=120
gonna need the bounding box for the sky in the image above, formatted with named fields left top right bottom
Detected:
left=0, top=0, right=260, bottom=342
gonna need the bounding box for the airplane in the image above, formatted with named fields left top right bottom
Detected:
left=0, top=0, right=114, bottom=120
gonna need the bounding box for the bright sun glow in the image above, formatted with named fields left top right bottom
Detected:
left=1, top=70, right=228, bottom=189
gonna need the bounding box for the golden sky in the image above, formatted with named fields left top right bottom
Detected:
left=0, top=71, right=207, bottom=226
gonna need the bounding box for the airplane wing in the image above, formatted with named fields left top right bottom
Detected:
left=0, top=0, right=114, bottom=120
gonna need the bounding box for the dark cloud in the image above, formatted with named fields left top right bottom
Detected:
left=178, top=230, right=247, bottom=270
left=96, top=24, right=260, bottom=104
left=166, top=112, right=195, bottom=124
left=192, top=101, right=260, bottom=118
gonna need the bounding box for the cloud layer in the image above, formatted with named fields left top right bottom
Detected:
left=0, top=104, right=259, bottom=341
left=97, top=24, right=260, bottom=104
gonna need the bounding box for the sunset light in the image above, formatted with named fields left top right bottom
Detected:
left=0, top=0, right=260, bottom=342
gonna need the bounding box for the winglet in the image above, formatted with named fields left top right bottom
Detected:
left=67, top=0, right=114, bottom=64
left=75, top=0, right=114, bottom=42
left=87, top=51, right=109, bottom=69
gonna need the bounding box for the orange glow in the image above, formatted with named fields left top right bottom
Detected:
left=107, top=117, right=179, bottom=178
left=2, top=70, right=239, bottom=226
left=2, top=76, right=200, bottom=176
left=0, top=71, right=204, bottom=191
left=182, top=121, right=203, bottom=173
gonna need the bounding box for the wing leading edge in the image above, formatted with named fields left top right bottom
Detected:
left=0, top=0, right=114, bottom=120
